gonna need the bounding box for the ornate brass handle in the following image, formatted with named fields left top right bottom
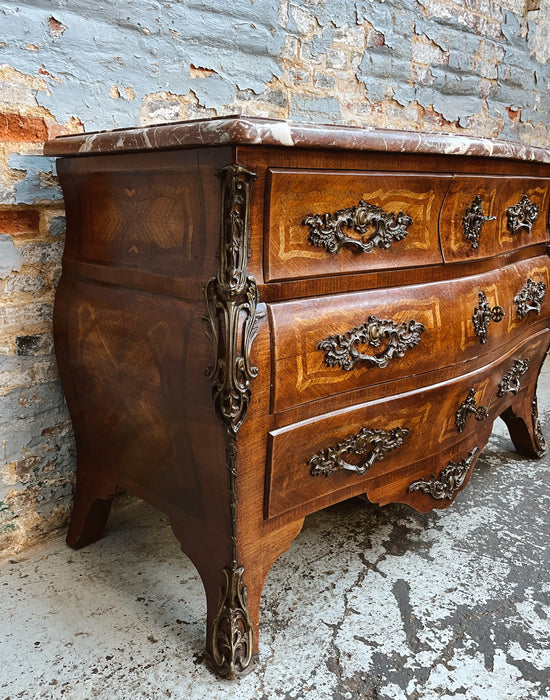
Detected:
left=506, top=194, right=539, bottom=235
left=309, top=426, right=409, bottom=477
left=514, top=278, right=546, bottom=318
left=463, top=195, right=496, bottom=249
left=303, top=199, right=413, bottom=255
left=498, top=358, right=530, bottom=397
left=472, top=291, right=505, bottom=344
left=407, top=447, right=479, bottom=500
left=319, top=315, right=425, bottom=371
left=455, top=388, right=489, bottom=432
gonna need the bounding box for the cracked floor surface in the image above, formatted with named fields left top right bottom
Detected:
left=2, top=368, right=550, bottom=699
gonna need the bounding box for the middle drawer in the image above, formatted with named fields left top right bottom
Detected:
left=269, top=255, right=550, bottom=413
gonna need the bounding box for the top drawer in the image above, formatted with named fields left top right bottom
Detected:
left=264, top=169, right=450, bottom=282
left=440, top=175, right=550, bottom=263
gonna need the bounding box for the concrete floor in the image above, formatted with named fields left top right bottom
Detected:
left=2, top=372, right=550, bottom=699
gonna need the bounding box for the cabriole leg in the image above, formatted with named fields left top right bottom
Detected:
left=501, top=387, right=547, bottom=460
left=66, top=459, right=118, bottom=549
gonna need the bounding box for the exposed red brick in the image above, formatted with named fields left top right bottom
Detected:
left=0, top=113, right=48, bottom=142
left=49, top=16, right=66, bottom=38
left=189, top=64, right=218, bottom=78
left=366, top=29, right=385, bottom=48
left=0, top=209, right=40, bottom=235
left=423, top=108, right=451, bottom=127
left=507, top=106, right=521, bottom=122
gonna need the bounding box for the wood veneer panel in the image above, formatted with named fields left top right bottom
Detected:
left=269, top=255, right=550, bottom=413
left=266, top=330, right=549, bottom=518
left=264, top=169, right=449, bottom=281
left=441, top=175, right=550, bottom=262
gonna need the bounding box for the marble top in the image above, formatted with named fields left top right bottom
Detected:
left=43, top=115, right=550, bottom=163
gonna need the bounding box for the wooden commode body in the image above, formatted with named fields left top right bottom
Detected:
left=45, top=117, right=550, bottom=678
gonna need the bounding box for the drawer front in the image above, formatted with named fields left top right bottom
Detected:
left=266, top=330, right=550, bottom=518
left=440, top=175, right=550, bottom=262
left=264, top=169, right=450, bottom=281
left=269, top=255, right=550, bottom=413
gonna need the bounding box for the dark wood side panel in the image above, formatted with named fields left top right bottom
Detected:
left=56, top=147, right=232, bottom=298
left=55, top=274, right=229, bottom=520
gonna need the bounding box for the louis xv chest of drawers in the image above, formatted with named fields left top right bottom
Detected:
left=45, top=116, right=550, bottom=678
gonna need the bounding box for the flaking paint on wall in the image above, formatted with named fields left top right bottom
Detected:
left=0, top=0, right=288, bottom=129
left=1, top=0, right=548, bottom=137
left=7, top=155, right=62, bottom=205
left=0, top=235, right=23, bottom=278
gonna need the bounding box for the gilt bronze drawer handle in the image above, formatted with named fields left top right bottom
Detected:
left=303, top=199, right=413, bottom=255
left=455, top=388, right=489, bottom=432
left=309, top=426, right=410, bottom=477
left=319, top=315, right=425, bottom=371
left=498, top=358, right=530, bottom=397
left=514, top=278, right=546, bottom=318
left=472, top=291, right=505, bottom=344
left=463, top=195, right=496, bottom=249
left=506, top=194, right=539, bottom=235
left=407, top=447, right=479, bottom=500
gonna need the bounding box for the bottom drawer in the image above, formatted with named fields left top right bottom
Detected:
left=265, top=331, right=549, bottom=518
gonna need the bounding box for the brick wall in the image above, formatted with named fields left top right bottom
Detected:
left=1, top=0, right=549, bottom=556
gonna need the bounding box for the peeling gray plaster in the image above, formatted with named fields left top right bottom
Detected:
left=0, top=380, right=75, bottom=518
left=0, top=235, right=23, bottom=279
left=414, top=6, right=547, bottom=127
left=356, top=0, right=416, bottom=106
left=289, top=94, right=341, bottom=122
left=0, top=379, right=68, bottom=463
left=7, top=154, right=62, bottom=204
left=49, top=216, right=66, bottom=237
left=1, top=0, right=547, bottom=134
left=0, top=0, right=290, bottom=129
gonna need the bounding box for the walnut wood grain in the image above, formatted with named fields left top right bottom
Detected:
left=440, top=175, right=550, bottom=263
left=265, top=169, right=449, bottom=281
left=47, top=119, right=550, bottom=678
left=266, top=331, right=549, bottom=517
left=269, top=256, right=550, bottom=413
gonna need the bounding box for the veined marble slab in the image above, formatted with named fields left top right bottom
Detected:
left=44, top=115, right=550, bottom=163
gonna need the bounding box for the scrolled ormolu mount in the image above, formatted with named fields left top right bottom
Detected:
left=303, top=198, right=413, bottom=255
left=532, top=398, right=547, bottom=455
left=210, top=562, right=256, bottom=679
left=455, top=388, right=489, bottom=432
left=472, top=291, right=505, bottom=344
left=319, top=315, right=425, bottom=371
left=497, top=358, right=530, bottom=397
left=309, top=426, right=410, bottom=477
left=463, top=194, right=496, bottom=249
left=506, top=194, right=540, bottom=235
left=203, top=164, right=262, bottom=678
left=407, top=447, right=479, bottom=500
left=513, top=278, right=547, bottom=319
